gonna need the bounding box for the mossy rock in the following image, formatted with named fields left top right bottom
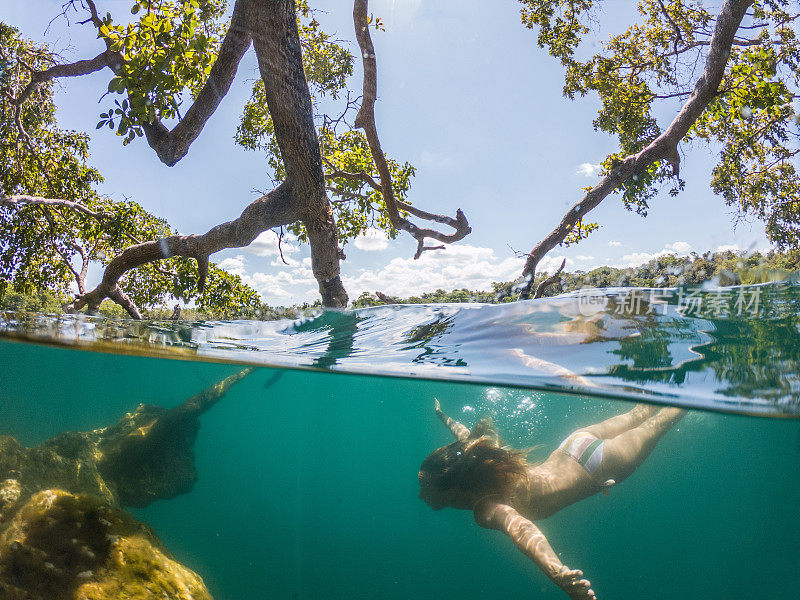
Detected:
left=0, top=478, right=22, bottom=524
left=76, top=535, right=211, bottom=600
left=0, top=489, right=212, bottom=600
left=96, top=403, right=201, bottom=508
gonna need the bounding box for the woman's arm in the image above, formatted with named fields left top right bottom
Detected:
left=474, top=501, right=596, bottom=600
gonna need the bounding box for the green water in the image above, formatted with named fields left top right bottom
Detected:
left=1, top=339, right=798, bottom=599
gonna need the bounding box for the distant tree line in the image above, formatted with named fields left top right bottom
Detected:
left=353, top=249, right=800, bottom=307
left=3, top=249, right=799, bottom=318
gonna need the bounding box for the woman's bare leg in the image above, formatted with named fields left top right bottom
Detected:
left=579, top=403, right=659, bottom=440
left=598, top=407, right=686, bottom=483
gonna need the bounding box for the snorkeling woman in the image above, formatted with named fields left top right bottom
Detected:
left=418, top=400, right=685, bottom=599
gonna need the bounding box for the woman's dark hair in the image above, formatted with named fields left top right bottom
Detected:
left=420, top=418, right=530, bottom=500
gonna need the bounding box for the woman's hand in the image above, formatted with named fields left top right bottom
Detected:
left=475, top=502, right=597, bottom=599
left=553, top=565, right=596, bottom=599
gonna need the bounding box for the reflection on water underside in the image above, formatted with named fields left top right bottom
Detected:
left=3, top=281, right=800, bottom=416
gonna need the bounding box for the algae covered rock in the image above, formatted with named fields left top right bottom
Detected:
left=0, top=478, right=21, bottom=523
left=75, top=534, right=211, bottom=600
left=95, top=403, right=202, bottom=508
left=0, top=431, right=116, bottom=510
left=0, top=368, right=252, bottom=510
left=0, top=368, right=253, bottom=600
left=93, top=367, right=253, bottom=508
left=0, top=489, right=212, bottom=600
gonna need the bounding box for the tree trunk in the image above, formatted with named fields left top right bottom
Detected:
left=64, top=0, right=349, bottom=315
left=246, top=0, right=348, bottom=307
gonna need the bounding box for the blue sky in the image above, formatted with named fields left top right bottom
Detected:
left=5, top=0, right=773, bottom=305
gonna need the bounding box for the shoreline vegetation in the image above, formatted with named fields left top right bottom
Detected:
left=2, top=249, right=799, bottom=321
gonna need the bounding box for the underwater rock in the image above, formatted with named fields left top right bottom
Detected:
left=0, top=489, right=212, bottom=600
left=0, top=408, right=204, bottom=510
left=0, top=367, right=253, bottom=510
left=95, top=367, right=253, bottom=507
left=0, top=432, right=116, bottom=511
left=26, top=433, right=116, bottom=505
left=95, top=403, right=202, bottom=508
left=0, top=368, right=252, bottom=599
left=0, top=478, right=21, bottom=523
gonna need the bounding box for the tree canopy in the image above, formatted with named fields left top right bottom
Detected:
left=517, top=0, right=799, bottom=296
left=1, top=1, right=798, bottom=316
left=1, top=0, right=471, bottom=317
left=0, top=21, right=260, bottom=317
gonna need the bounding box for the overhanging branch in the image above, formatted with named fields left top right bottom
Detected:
left=68, top=182, right=298, bottom=318
left=138, top=2, right=253, bottom=166
left=533, top=258, right=567, bottom=299
left=8, top=47, right=122, bottom=146
left=352, top=0, right=471, bottom=259
left=0, top=194, right=113, bottom=219
left=12, top=0, right=252, bottom=167
left=518, top=0, right=753, bottom=299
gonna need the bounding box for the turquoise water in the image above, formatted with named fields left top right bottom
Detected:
left=1, top=335, right=798, bottom=599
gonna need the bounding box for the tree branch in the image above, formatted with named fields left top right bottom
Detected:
left=324, top=162, right=382, bottom=190
left=518, top=0, right=753, bottom=299
left=53, top=245, right=83, bottom=293
left=54, top=241, right=90, bottom=296
left=139, top=0, right=253, bottom=166
left=0, top=194, right=113, bottom=219
left=68, top=182, right=298, bottom=318
left=7, top=42, right=122, bottom=147
left=12, top=50, right=121, bottom=107
left=75, top=242, right=89, bottom=295
left=11, top=0, right=251, bottom=167
left=533, top=258, right=566, bottom=299
left=352, top=0, right=471, bottom=260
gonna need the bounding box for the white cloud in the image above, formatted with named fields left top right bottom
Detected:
left=614, top=240, right=693, bottom=267
left=575, top=255, right=595, bottom=262
left=216, top=253, right=314, bottom=304
left=353, top=228, right=390, bottom=251
left=576, top=162, right=602, bottom=178
left=715, top=244, right=741, bottom=252
left=539, top=255, right=574, bottom=272
left=341, top=244, right=525, bottom=298
left=249, top=269, right=315, bottom=301
left=246, top=231, right=299, bottom=257
left=616, top=252, right=662, bottom=267
left=217, top=255, right=248, bottom=277
left=608, top=240, right=622, bottom=247
left=665, top=241, right=691, bottom=253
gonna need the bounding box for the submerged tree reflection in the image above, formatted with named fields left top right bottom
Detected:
left=603, top=287, right=800, bottom=409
